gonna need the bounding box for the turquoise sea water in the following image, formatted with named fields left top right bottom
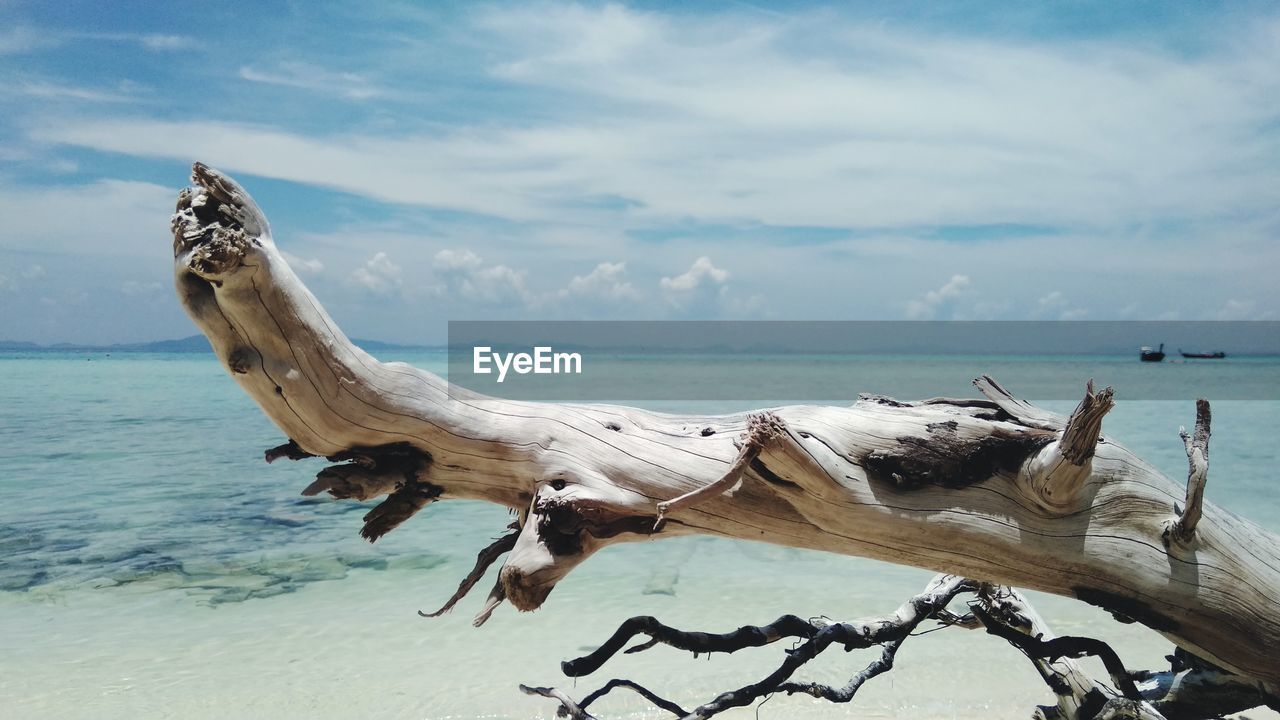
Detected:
left=3, top=352, right=1278, bottom=719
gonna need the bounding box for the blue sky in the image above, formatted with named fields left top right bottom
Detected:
left=1, top=1, right=1278, bottom=344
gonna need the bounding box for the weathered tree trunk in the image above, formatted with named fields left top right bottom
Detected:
left=170, top=164, right=1280, bottom=710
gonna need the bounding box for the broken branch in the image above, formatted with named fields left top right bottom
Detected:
left=540, top=575, right=976, bottom=719
left=1023, top=380, right=1114, bottom=511
left=973, top=603, right=1143, bottom=700
left=419, top=525, right=520, bottom=618
left=654, top=411, right=781, bottom=524
left=1170, top=399, right=1212, bottom=543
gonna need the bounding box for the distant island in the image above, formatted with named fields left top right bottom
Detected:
left=0, top=335, right=436, bottom=353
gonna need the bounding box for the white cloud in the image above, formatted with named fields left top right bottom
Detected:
left=120, top=280, right=162, bottom=296
left=906, top=274, right=971, bottom=319
left=239, top=62, right=383, bottom=100
left=0, top=27, right=190, bottom=54
left=1036, top=290, right=1088, bottom=320
left=1, top=79, right=135, bottom=103
left=433, top=248, right=483, bottom=272
left=659, top=256, right=730, bottom=310
left=1037, top=291, right=1065, bottom=313
left=559, top=261, right=640, bottom=303
left=722, top=291, right=769, bottom=318
left=281, top=251, right=324, bottom=276
left=137, top=34, right=188, bottom=51
left=0, top=179, right=174, bottom=257
left=49, top=158, right=78, bottom=174
left=22, top=265, right=46, bottom=280
left=7, top=4, right=1280, bottom=335
left=77, top=31, right=191, bottom=51
left=349, top=251, right=402, bottom=295
left=33, top=8, right=1280, bottom=231
left=432, top=249, right=531, bottom=306
left=0, top=27, right=54, bottom=55
left=1215, top=298, right=1274, bottom=320
left=0, top=273, right=11, bottom=292
left=660, top=256, right=729, bottom=292
left=1116, top=302, right=1141, bottom=319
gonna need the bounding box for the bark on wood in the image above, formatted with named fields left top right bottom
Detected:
left=169, top=164, right=1280, bottom=709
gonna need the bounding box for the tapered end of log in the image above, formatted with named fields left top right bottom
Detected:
left=170, top=162, right=281, bottom=339
left=171, top=165, right=263, bottom=281
left=187, top=162, right=270, bottom=240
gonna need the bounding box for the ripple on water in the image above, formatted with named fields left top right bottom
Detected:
left=0, top=524, right=449, bottom=607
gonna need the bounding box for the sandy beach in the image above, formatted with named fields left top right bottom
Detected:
left=2, top=532, right=1207, bottom=719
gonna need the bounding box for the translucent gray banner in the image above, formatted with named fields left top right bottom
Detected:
left=446, top=321, right=1280, bottom=401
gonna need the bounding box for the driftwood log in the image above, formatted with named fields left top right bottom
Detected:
left=171, top=164, right=1279, bottom=719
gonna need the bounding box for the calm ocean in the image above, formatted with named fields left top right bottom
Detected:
left=3, top=351, right=1278, bottom=719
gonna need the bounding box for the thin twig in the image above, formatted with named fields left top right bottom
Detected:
left=419, top=524, right=519, bottom=618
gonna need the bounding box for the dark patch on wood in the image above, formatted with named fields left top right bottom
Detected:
left=361, top=481, right=442, bottom=542
left=175, top=270, right=217, bottom=310
left=264, top=439, right=313, bottom=463
left=228, top=346, right=254, bottom=374
left=326, top=441, right=432, bottom=467
left=749, top=458, right=799, bottom=488
left=700, top=427, right=716, bottom=436
left=926, top=420, right=959, bottom=432
left=605, top=422, right=622, bottom=432
left=588, top=515, right=663, bottom=540
left=863, top=427, right=1053, bottom=491
left=1077, top=689, right=1111, bottom=720
left=303, top=442, right=440, bottom=541
left=535, top=496, right=659, bottom=557
left=274, top=385, right=283, bottom=395
left=536, top=496, right=587, bottom=556
left=1044, top=670, right=1073, bottom=696
left=859, top=394, right=910, bottom=407
left=304, top=463, right=401, bottom=501
left=189, top=190, right=230, bottom=226
left=1073, top=587, right=1181, bottom=633
left=1167, top=646, right=1225, bottom=673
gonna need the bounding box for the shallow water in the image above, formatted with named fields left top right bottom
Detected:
left=3, top=352, right=1277, bottom=719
